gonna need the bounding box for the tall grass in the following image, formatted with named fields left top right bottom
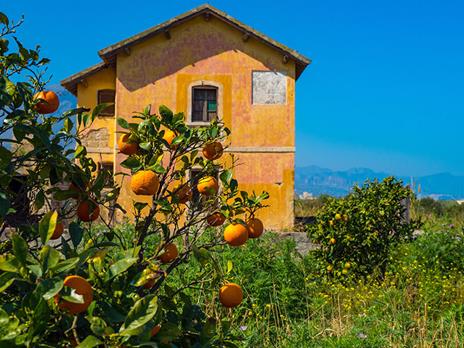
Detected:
left=166, top=228, right=464, bottom=347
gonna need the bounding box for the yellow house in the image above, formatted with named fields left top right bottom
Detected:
left=61, top=4, right=310, bottom=230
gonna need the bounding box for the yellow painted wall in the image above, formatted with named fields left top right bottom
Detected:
left=76, top=67, right=116, bottom=168
left=78, top=16, right=297, bottom=230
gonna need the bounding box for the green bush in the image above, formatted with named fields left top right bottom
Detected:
left=307, top=177, right=421, bottom=279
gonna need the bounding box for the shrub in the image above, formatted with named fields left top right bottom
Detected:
left=307, top=177, right=421, bottom=279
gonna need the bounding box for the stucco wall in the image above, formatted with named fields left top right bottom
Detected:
left=74, top=16, right=297, bottom=229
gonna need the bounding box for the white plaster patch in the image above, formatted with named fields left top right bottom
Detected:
left=252, top=71, right=286, bottom=105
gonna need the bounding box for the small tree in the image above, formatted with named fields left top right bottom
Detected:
left=0, top=13, right=268, bottom=347
left=307, top=177, right=420, bottom=279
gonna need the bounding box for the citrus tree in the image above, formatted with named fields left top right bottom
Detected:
left=307, top=177, right=420, bottom=280
left=0, top=13, right=268, bottom=347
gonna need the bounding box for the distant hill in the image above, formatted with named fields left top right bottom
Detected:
left=296, top=165, right=464, bottom=200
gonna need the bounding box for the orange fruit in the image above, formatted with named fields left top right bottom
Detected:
left=131, top=170, right=160, bottom=196
left=151, top=324, right=161, bottom=337
left=202, top=142, right=223, bottom=160
left=329, top=238, right=336, bottom=245
left=172, top=184, right=192, bottom=204
left=54, top=275, right=93, bottom=314
left=197, top=176, right=218, bottom=196
left=206, top=212, right=226, bottom=227
left=34, top=90, right=59, bottom=114
left=158, top=243, right=178, bottom=264
left=219, top=283, right=243, bottom=308
left=247, top=218, right=264, bottom=238
left=118, top=133, right=139, bottom=155
left=50, top=222, right=64, bottom=240
left=224, top=223, right=248, bottom=247
left=162, top=129, right=176, bottom=145
left=77, top=200, right=100, bottom=222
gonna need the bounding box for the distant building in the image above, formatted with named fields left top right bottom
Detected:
left=61, top=5, right=311, bottom=229
left=299, top=192, right=315, bottom=200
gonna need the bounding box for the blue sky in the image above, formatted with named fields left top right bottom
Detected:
left=4, top=1, right=464, bottom=176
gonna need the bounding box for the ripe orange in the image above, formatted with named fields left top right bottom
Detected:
left=197, top=176, right=218, bottom=196
left=247, top=218, right=264, bottom=238
left=158, top=243, right=178, bottom=264
left=162, top=129, right=176, bottom=145
left=219, top=283, right=243, bottom=308
left=202, top=142, right=223, bottom=160
left=34, top=90, right=59, bottom=114
left=151, top=325, right=161, bottom=337
left=77, top=200, right=100, bottom=222
left=172, top=184, right=192, bottom=204
left=50, top=222, right=64, bottom=240
left=118, top=133, right=139, bottom=155
left=224, top=223, right=248, bottom=247
left=131, top=170, right=160, bottom=196
left=206, top=212, right=226, bottom=227
left=55, top=275, right=93, bottom=314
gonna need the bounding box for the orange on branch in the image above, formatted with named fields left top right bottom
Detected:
left=224, top=223, right=248, bottom=247
left=77, top=200, right=100, bottom=222
left=162, top=129, right=176, bottom=146
left=219, top=283, right=243, bottom=308
left=206, top=212, right=226, bottom=227
left=158, top=243, right=178, bottom=264
left=34, top=90, right=59, bottom=114
left=197, top=176, right=218, bottom=196
left=131, top=170, right=159, bottom=196
left=50, top=222, right=64, bottom=240
left=54, top=275, right=93, bottom=314
left=118, top=133, right=139, bottom=155
left=202, top=142, right=223, bottom=160
left=247, top=218, right=264, bottom=238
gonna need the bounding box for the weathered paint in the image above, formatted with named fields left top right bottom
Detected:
left=77, top=15, right=297, bottom=230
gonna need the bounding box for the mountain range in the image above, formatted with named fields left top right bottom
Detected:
left=296, top=165, right=464, bottom=200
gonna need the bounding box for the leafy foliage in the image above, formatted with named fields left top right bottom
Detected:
left=0, top=13, right=268, bottom=347
left=307, top=177, right=421, bottom=279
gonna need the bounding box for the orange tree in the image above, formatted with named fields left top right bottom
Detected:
left=0, top=13, right=268, bottom=347
left=307, top=177, right=420, bottom=280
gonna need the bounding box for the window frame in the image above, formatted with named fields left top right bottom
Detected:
left=97, top=89, right=116, bottom=117
left=187, top=81, right=223, bottom=126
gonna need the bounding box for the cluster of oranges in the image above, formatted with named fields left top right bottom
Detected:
left=119, top=127, right=261, bottom=308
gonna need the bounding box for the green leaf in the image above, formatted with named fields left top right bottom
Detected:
left=39, top=210, right=58, bottom=244
left=120, top=157, right=141, bottom=170
left=117, top=117, right=130, bottom=129
left=74, top=145, right=86, bottom=158
left=69, top=222, right=84, bottom=248
left=119, top=295, right=158, bottom=336
left=0, top=193, right=10, bottom=218
left=51, top=257, right=79, bottom=274
left=220, top=170, right=233, bottom=185
left=39, top=245, right=62, bottom=274
left=147, top=163, right=166, bottom=174
left=227, top=260, right=233, bottom=274
left=0, top=272, right=15, bottom=293
left=64, top=117, right=73, bottom=133
left=0, top=308, right=20, bottom=341
left=12, top=234, right=28, bottom=267
left=108, top=257, right=137, bottom=279
left=76, top=335, right=102, bottom=348
left=139, top=142, right=151, bottom=151
left=40, top=278, right=64, bottom=300
left=92, top=103, right=110, bottom=119
left=0, top=255, right=20, bottom=273
left=0, top=12, right=9, bottom=26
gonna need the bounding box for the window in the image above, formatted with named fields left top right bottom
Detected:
left=97, top=89, right=115, bottom=116
left=191, top=86, right=218, bottom=122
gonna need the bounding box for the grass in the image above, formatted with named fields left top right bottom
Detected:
left=166, top=225, right=464, bottom=347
